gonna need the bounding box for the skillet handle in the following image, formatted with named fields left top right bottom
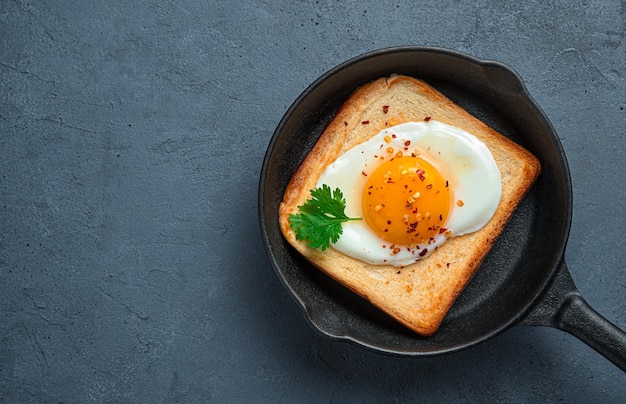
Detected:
left=555, top=291, right=626, bottom=372
left=520, top=260, right=626, bottom=372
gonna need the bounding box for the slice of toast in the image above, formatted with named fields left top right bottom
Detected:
left=278, top=75, right=540, bottom=336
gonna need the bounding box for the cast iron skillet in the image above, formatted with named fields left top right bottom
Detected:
left=258, top=46, right=626, bottom=371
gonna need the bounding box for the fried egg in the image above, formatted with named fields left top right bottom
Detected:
left=316, top=120, right=502, bottom=267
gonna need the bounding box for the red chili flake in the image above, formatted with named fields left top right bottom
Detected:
left=446, top=263, right=450, bottom=268
left=344, top=121, right=348, bottom=126
left=386, top=220, right=392, bottom=225
left=393, top=247, right=401, bottom=254
left=419, top=248, right=428, bottom=257
left=424, top=116, right=431, bottom=122
left=362, top=120, right=370, bottom=124
left=392, top=134, right=397, bottom=138
left=426, top=184, right=433, bottom=189
left=382, top=105, right=389, bottom=113
left=404, top=140, right=411, bottom=147
left=439, top=227, right=448, bottom=234
left=361, top=171, right=368, bottom=176
left=445, top=180, right=449, bottom=187
left=406, top=228, right=415, bottom=233
left=417, top=169, right=426, bottom=181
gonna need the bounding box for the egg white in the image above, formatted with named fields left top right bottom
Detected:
left=316, top=120, right=502, bottom=267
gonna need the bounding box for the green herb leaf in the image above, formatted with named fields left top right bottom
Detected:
left=288, top=184, right=361, bottom=251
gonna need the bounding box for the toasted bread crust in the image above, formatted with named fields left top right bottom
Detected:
left=278, top=75, right=540, bottom=336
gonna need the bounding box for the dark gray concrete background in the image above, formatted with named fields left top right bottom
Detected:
left=1, top=0, right=625, bottom=402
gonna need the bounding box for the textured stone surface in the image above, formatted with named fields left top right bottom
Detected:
left=1, top=0, right=624, bottom=402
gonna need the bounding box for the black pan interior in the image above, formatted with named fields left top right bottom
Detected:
left=259, top=47, right=572, bottom=355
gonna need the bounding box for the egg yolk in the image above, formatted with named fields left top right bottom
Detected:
left=362, top=155, right=451, bottom=247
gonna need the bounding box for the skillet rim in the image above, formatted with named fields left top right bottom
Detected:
left=258, top=45, right=574, bottom=356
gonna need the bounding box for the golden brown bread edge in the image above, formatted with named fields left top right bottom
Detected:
left=278, top=75, right=541, bottom=336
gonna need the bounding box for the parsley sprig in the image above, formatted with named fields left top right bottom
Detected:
left=288, top=185, right=361, bottom=251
